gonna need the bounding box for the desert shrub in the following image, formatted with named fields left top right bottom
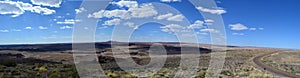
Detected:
left=1, top=62, right=17, bottom=67
left=247, top=73, right=273, bottom=78
left=243, top=68, right=251, bottom=72
left=48, top=70, right=59, bottom=78
left=221, top=70, right=234, bottom=76
left=0, top=73, right=3, bottom=78
left=106, top=72, right=119, bottom=78
left=196, top=72, right=206, bottom=78
left=120, top=74, right=137, bottom=78
left=34, top=66, right=47, bottom=72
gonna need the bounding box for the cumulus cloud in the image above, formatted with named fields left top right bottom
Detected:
left=0, top=1, right=24, bottom=17
left=25, top=26, right=33, bottom=30
left=88, top=9, right=131, bottom=19
left=30, top=0, right=62, bottom=7
left=123, top=22, right=134, bottom=27
left=160, top=24, right=186, bottom=33
left=39, top=26, right=47, bottom=29
left=27, top=6, right=56, bottom=15
left=249, top=28, right=256, bottom=30
left=229, top=23, right=264, bottom=31
left=103, top=18, right=121, bottom=26
left=200, top=29, right=220, bottom=33
left=232, top=33, right=245, bottom=36
left=0, top=0, right=55, bottom=17
left=88, top=3, right=157, bottom=19
left=160, top=20, right=207, bottom=33
left=154, top=13, right=184, bottom=21
left=0, top=30, right=9, bottom=32
left=160, top=0, right=181, bottom=2
left=128, top=3, right=158, bottom=18
left=122, top=22, right=138, bottom=29
left=111, top=0, right=138, bottom=8
left=229, top=23, right=249, bottom=31
left=160, top=24, right=183, bottom=29
left=196, top=6, right=226, bottom=15
left=60, top=26, right=72, bottom=29
left=75, top=7, right=86, bottom=14
left=204, top=19, right=215, bottom=23
left=187, top=20, right=204, bottom=29
left=57, top=19, right=81, bottom=25
left=161, top=29, right=171, bottom=33
left=167, top=14, right=184, bottom=21
left=154, top=13, right=173, bottom=20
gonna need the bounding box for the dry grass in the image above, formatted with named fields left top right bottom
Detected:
left=264, top=51, right=300, bottom=76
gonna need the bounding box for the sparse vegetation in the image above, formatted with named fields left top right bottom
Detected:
left=0, top=43, right=287, bottom=78
left=263, top=51, right=300, bottom=76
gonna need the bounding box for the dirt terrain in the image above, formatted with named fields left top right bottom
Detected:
left=253, top=51, right=299, bottom=78
left=0, top=42, right=298, bottom=78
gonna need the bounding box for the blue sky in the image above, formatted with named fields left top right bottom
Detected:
left=0, top=0, right=299, bottom=49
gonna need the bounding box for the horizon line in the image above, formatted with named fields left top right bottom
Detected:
left=0, top=41, right=297, bottom=50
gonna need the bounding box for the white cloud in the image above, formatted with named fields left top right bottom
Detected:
left=0, top=30, right=9, bottom=32
left=229, top=23, right=249, bottom=31
left=154, top=13, right=184, bottom=21
left=129, top=3, right=158, bottom=18
left=167, top=14, right=184, bottom=21
left=160, top=24, right=186, bottom=33
left=204, top=19, right=215, bottom=25
left=123, top=22, right=134, bottom=27
left=249, top=28, right=256, bottom=30
left=161, top=29, right=171, bottom=33
left=57, top=19, right=81, bottom=25
left=111, top=0, right=138, bottom=8
left=161, top=24, right=183, bottom=29
left=106, top=9, right=131, bottom=19
left=197, top=32, right=208, bottom=35
left=39, top=26, right=47, bottom=29
left=60, top=26, right=72, bottom=29
left=30, top=0, right=62, bottom=7
left=88, top=9, right=131, bottom=19
left=0, top=1, right=24, bottom=17
left=55, top=16, right=64, bottom=18
left=0, top=0, right=55, bottom=17
left=103, top=18, right=121, bottom=26
left=25, top=26, right=33, bottom=30
left=229, top=23, right=264, bottom=31
left=160, top=0, right=181, bottom=2
left=27, top=6, right=56, bottom=15
left=122, top=22, right=138, bottom=29
left=204, top=19, right=215, bottom=23
left=187, top=20, right=204, bottom=29
left=200, top=29, right=219, bottom=33
left=232, top=33, right=245, bottom=36
left=75, top=7, right=86, bottom=14
left=88, top=3, right=157, bottom=19
left=160, top=20, right=206, bottom=33
left=154, top=13, right=173, bottom=20
left=196, top=6, right=226, bottom=15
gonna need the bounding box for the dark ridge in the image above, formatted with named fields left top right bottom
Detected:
left=0, top=53, right=24, bottom=58
left=0, top=42, right=213, bottom=53
left=226, top=45, right=238, bottom=47
left=0, top=53, right=60, bottom=67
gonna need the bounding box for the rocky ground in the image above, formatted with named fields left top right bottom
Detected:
left=0, top=42, right=295, bottom=78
